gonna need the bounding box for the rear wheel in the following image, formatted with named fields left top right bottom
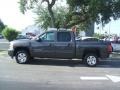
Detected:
left=15, top=50, right=30, bottom=64
left=83, top=53, right=98, bottom=67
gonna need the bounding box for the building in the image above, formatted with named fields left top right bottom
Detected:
left=21, top=25, right=44, bottom=36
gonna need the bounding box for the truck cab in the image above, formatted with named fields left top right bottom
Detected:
left=31, top=30, right=76, bottom=59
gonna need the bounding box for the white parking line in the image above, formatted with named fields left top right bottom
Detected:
left=80, top=75, right=120, bottom=83
left=80, top=77, right=109, bottom=80
left=106, top=75, right=120, bottom=83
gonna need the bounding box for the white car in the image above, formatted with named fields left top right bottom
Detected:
left=76, top=36, right=99, bottom=41
left=111, top=42, right=120, bottom=52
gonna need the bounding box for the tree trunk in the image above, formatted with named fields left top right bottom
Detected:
left=48, top=6, right=55, bottom=28
left=85, top=21, right=94, bottom=36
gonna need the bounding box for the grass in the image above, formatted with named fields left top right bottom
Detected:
left=0, top=50, right=8, bottom=56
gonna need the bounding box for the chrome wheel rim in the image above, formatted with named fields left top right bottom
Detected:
left=87, top=56, right=97, bottom=66
left=17, top=53, right=27, bottom=63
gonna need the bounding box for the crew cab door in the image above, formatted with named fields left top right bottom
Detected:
left=55, top=32, right=75, bottom=59
left=31, top=32, right=56, bottom=58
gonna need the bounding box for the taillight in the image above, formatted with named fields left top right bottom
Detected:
left=107, top=44, right=112, bottom=53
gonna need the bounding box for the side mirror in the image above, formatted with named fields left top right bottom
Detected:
left=36, top=38, right=42, bottom=42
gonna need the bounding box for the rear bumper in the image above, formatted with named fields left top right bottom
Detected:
left=8, top=49, right=14, bottom=58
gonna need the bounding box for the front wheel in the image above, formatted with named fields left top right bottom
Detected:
left=84, top=53, right=98, bottom=67
left=15, top=50, right=30, bottom=64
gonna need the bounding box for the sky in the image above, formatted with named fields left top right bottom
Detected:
left=0, top=0, right=35, bottom=31
left=0, top=0, right=120, bottom=35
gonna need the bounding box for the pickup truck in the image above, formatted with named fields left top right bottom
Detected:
left=8, top=30, right=112, bottom=67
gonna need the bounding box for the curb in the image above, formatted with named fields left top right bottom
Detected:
left=0, top=42, right=9, bottom=44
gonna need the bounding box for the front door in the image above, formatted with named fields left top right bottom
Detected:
left=31, top=32, right=56, bottom=58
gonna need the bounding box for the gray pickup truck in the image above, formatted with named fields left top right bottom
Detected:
left=8, top=30, right=112, bottom=67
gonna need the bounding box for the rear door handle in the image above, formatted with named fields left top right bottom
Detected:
left=68, top=43, right=72, bottom=47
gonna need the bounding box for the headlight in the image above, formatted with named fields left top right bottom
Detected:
left=9, top=42, right=13, bottom=50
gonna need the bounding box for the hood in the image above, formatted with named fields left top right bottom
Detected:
left=10, top=39, right=31, bottom=44
left=10, top=39, right=32, bottom=47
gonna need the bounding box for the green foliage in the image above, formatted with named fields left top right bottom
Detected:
left=19, top=0, right=120, bottom=30
left=0, top=19, right=5, bottom=33
left=34, top=5, right=68, bottom=30
left=19, top=0, right=38, bottom=14
left=2, top=27, right=19, bottom=41
left=67, top=0, right=120, bottom=27
left=19, top=0, right=57, bottom=28
left=34, top=6, right=51, bottom=30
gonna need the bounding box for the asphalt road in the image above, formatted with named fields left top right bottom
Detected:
left=0, top=54, right=120, bottom=90
left=0, top=39, right=9, bottom=50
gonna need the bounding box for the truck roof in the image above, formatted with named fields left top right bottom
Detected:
left=46, top=30, right=72, bottom=33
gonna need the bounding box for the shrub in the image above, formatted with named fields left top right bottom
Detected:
left=0, top=19, right=5, bottom=34
left=2, top=27, right=18, bottom=41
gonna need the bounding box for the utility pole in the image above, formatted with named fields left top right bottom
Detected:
left=109, top=22, right=111, bottom=40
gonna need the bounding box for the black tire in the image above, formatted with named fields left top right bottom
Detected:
left=15, top=50, right=30, bottom=64
left=83, top=53, right=98, bottom=67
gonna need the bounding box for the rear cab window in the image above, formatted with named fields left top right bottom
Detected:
left=57, top=32, right=71, bottom=42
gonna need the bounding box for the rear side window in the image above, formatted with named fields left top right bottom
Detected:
left=57, top=32, right=71, bottom=42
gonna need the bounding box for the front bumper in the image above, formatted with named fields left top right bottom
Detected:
left=8, top=49, right=14, bottom=58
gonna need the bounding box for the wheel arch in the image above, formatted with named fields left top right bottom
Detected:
left=14, top=47, right=31, bottom=56
left=82, top=48, right=100, bottom=59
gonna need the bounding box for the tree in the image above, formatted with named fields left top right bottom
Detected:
left=34, top=5, right=68, bottom=30
left=0, top=19, right=5, bottom=33
left=67, top=0, right=120, bottom=28
left=2, top=27, right=19, bottom=41
left=19, top=0, right=57, bottom=28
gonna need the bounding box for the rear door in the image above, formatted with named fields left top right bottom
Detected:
left=55, top=32, right=75, bottom=59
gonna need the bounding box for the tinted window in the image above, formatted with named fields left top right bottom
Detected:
left=57, top=32, right=71, bottom=42
left=40, top=32, right=55, bottom=41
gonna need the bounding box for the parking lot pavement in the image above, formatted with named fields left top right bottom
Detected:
left=0, top=39, right=8, bottom=42
left=0, top=55, right=120, bottom=90
left=0, top=39, right=9, bottom=50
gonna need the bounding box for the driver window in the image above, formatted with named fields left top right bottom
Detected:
left=40, top=32, right=55, bottom=42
